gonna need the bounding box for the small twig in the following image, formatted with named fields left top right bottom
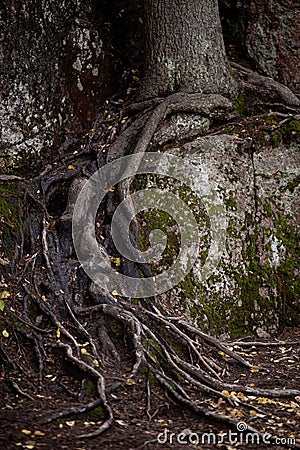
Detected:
left=0, top=344, right=18, bottom=370
left=146, top=376, right=152, bottom=420
left=0, top=174, right=27, bottom=182
left=10, top=379, right=35, bottom=401
left=41, top=216, right=53, bottom=276
left=261, top=102, right=300, bottom=114
left=229, top=340, right=300, bottom=347
left=275, top=114, right=300, bottom=129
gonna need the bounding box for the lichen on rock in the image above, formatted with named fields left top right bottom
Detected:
left=142, top=135, right=299, bottom=337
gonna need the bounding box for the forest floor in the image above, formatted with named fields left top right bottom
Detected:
left=0, top=327, right=299, bottom=450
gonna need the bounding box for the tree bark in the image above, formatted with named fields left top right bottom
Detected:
left=141, top=0, right=236, bottom=98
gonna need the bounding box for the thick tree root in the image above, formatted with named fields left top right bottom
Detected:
left=230, top=61, right=300, bottom=107
left=1, top=90, right=300, bottom=447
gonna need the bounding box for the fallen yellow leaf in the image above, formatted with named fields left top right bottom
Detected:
left=21, top=429, right=32, bottom=435
left=111, top=257, right=121, bottom=266
left=33, top=430, right=45, bottom=436
left=257, top=397, right=268, bottom=404
left=221, top=390, right=231, bottom=398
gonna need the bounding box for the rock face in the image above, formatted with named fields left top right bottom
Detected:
left=219, top=0, right=300, bottom=94
left=154, top=134, right=299, bottom=337
left=244, top=0, right=300, bottom=94
left=0, top=0, right=115, bottom=164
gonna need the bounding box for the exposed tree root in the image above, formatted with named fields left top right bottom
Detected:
left=1, top=86, right=300, bottom=447
left=230, top=61, right=300, bottom=107
left=9, top=282, right=300, bottom=442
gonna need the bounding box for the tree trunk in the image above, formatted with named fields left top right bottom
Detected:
left=141, top=0, right=236, bottom=98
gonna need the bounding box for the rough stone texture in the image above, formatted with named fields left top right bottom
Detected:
left=219, top=0, right=300, bottom=94
left=245, top=0, right=300, bottom=94
left=155, top=135, right=299, bottom=337
left=0, top=0, right=115, bottom=163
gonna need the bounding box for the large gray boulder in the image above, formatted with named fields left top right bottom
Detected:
left=152, top=134, right=299, bottom=337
